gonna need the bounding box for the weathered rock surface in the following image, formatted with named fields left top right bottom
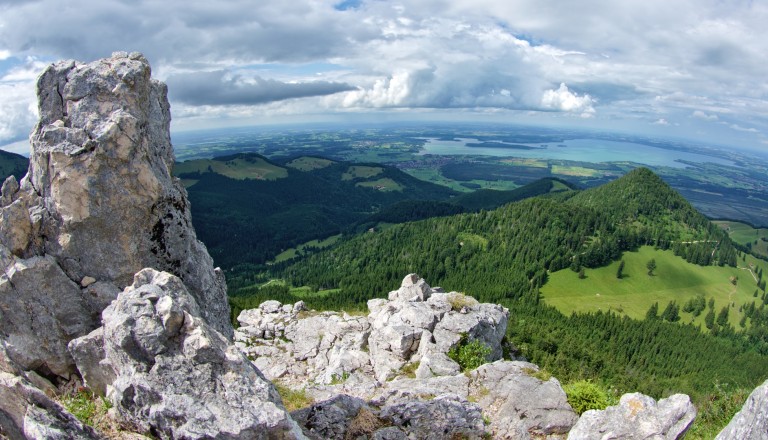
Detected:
left=0, top=52, right=231, bottom=382
left=0, top=371, right=104, bottom=440
left=567, top=392, right=696, bottom=440
left=716, top=379, right=768, bottom=440
left=0, top=341, right=103, bottom=440
left=70, top=268, right=304, bottom=439
left=292, top=393, right=488, bottom=440
left=236, top=274, right=508, bottom=385
left=238, top=275, right=577, bottom=439
left=471, top=361, right=579, bottom=439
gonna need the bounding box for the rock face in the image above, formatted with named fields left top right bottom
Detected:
left=236, top=274, right=508, bottom=385
left=237, top=275, right=579, bottom=439
left=567, top=393, right=696, bottom=440
left=0, top=340, right=102, bottom=440
left=716, top=379, right=768, bottom=440
left=70, top=268, right=304, bottom=439
left=0, top=52, right=231, bottom=380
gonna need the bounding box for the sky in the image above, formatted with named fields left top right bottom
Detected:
left=1, top=0, right=767, bottom=155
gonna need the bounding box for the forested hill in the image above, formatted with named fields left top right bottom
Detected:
left=566, top=167, right=737, bottom=267
left=276, top=167, right=738, bottom=306
left=175, top=154, right=457, bottom=268
left=567, top=167, right=711, bottom=233
left=0, top=149, right=28, bottom=181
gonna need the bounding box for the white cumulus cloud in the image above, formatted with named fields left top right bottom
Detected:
left=540, top=83, right=595, bottom=117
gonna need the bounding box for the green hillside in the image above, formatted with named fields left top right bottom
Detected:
left=175, top=153, right=458, bottom=270
left=265, top=167, right=768, bottom=430
left=715, top=220, right=768, bottom=259
left=174, top=153, right=288, bottom=183
left=277, top=168, right=738, bottom=304
left=451, top=177, right=574, bottom=211
left=0, top=149, right=28, bottom=180
left=543, top=245, right=767, bottom=327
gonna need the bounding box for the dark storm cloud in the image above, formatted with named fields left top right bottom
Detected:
left=166, top=70, right=356, bottom=106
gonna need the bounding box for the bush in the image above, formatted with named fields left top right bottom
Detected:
left=274, top=383, right=314, bottom=411
left=448, top=334, right=492, bottom=371
left=563, top=380, right=614, bottom=415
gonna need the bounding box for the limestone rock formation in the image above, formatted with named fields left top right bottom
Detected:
left=471, top=361, right=579, bottom=438
left=70, top=269, right=304, bottom=439
left=0, top=51, right=231, bottom=380
left=567, top=392, right=696, bottom=440
left=0, top=341, right=103, bottom=440
left=237, top=275, right=578, bottom=439
left=236, top=274, right=508, bottom=385
left=716, top=379, right=768, bottom=440
left=292, top=394, right=487, bottom=440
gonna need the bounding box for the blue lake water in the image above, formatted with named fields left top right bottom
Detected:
left=419, top=138, right=736, bottom=168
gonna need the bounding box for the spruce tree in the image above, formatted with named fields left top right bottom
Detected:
left=616, top=260, right=625, bottom=279
left=646, top=258, right=656, bottom=276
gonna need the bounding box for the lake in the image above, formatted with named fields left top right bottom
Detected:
left=418, top=137, right=737, bottom=168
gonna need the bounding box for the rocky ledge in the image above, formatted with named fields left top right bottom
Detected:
left=234, top=274, right=699, bottom=440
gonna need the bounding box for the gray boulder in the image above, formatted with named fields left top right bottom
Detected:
left=567, top=392, right=696, bottom=440
left=69, top=269, right=305, bottom=440
left=0, top=252, right=102, bottom=377
left=470, top=361, right=578, bottom=439
left=293, top=393, right=488, bottom=440
left=716, top=379, right=768, bottom=440
left=0, top=370, right=102, bottom=440
left=380, top=395, right=487, bottom=440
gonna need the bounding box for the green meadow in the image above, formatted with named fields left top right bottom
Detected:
left=342, top=165, right=384, bottom=180
left=174, top=156, right=288, bottom=180
left=271, top=234, right=342, bottom=264
left=285, top=156, right=335, bottom=171
left=542, top=246, right=767, bottom=328
left=714, top=220, right=768, bottom=259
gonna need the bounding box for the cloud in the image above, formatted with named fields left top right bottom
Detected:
left=729, top=124, right=759, bottom=133
left=166, top=70, right=355, bottom=106
left=692, top=110, right=718, bottom=121
left=653, top=118, right=670, bottom=125
left=540, top=83, right=595, bottom=116
left=0, top=0, right=766, bottom=148
left=0, top=58, right=42, bottom=144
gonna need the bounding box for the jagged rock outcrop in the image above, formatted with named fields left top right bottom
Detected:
left=567, top=393, right=696, bottom=440
left=70, top=269, right=304, bottom=439
left=716, top=379, right=768, bottom=440
left=0, top=340, right=103, bottom=440
left=236, top=274, right=508, bottom=385
left=0, top=51, right=231, bottom=382
left=237, top=275, right=579, bottom=439
left=471, top=361, right=579, bottom=438
left=292, top=394, right=487, bottom=440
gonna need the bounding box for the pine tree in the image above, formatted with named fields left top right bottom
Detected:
left=716, top=306, right=730, bottom=327
left=705, top=309, right=716, bottom=329
left=646, top=302, right=659, bottom=320
left=662, top=301, right=680, bottom=322
left=616, top=260, right=625, bottom=279
left=646, top=258, right=657, bottom=276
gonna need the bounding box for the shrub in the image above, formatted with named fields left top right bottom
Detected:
left=563, top=380, right=614, bottom=415
left=61, top=389, right=99, bottom=426
left=274, top=383, right=314, bottom=411
left=447, top=292, right=479, bottom=311
left=448, top=334, right=492, bottom=371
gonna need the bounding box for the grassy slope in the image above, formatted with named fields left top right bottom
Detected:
left=175, top=156, right=288, bottom=180
left=0, top=149, right=28, bottom=180
left=342, top=165, right=383, bottom=180
left=543, top=246, right=768, bottom=326
left=714, top=220, right=768, bottom=259
left=286, top=156, right=335, bottom=171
